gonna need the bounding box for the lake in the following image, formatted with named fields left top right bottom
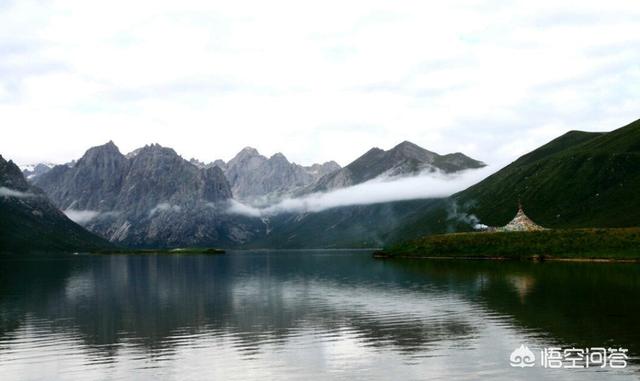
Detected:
left=0, top=250, right=638, bottom=380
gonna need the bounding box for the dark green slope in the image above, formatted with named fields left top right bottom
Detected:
left=0, top=155, right=112, bottom=253
left=248, top=199, right=445, bottom=249
left=393, top=118, right=640, bottom=239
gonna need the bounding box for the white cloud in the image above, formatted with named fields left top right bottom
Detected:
left=64, top=209, right=100, bottom=223
left=226, top=167, right=495, bottom=216
left=149, top=202, right=182, bottom=216
left=0, top=1, right=638, bottom=167
left=0, top=187, right=34, bottom=198
left=226, top=200, right=262, bottom=217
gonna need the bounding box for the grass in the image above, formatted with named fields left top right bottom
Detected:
left=378, top=228, right=640, bottom=261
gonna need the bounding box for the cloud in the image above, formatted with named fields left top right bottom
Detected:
left=226, top=200, right=262, bottom=217
left=149, top=202, right=181, bottom=216
left=226, top=167, right=496, bottom=217
left=0, top=1, right=639, bottom=167
left=64, top=209, right=100, bottom=223
left=0, top=186, right=34, bottom=198
left=63, top=209, right=121, bottom=223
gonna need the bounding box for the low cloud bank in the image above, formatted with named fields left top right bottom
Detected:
left=227, top=166, right=496, bottom=217
left=64, top=209, right=121, bottom=224
left=0, top=187, right=35, bottom=198
left=64, top=209, right=100, bottom=223
left=149, top=202, right=181, bottom=216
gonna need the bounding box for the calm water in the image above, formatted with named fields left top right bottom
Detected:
left=0, top=251, right=639, bottom=380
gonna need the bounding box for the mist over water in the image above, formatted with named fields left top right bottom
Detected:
left=227, top=166, right=496, bottom=217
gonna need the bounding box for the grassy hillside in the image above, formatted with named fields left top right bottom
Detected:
left=248, top=199, right=444, bottom=249
left=390, top=118, right=640, bottom=241
left=0, top=197, right=112, bottom=253
left=0, top=155, right=112, bottom=253
left=382, top=228, right=640, bottom=260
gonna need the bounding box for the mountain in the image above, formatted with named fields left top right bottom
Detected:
left=390, top=117, right=640, bottom=241
left=249, top=119, right=640, bottom=249
left=303, top=141, right=485, bottom=193
left=35, top=141, right=129, bottom=211
left=220, top=147, right=340, bottom=203
left=0, top=155, right=111, bottom=253
left=34, top=142, right=265, bottom=248
left=20, top=162, right=54, bottom=179
left=246, top=199, right=443, bottom=249
left=26, top=118, right=638, bottom=252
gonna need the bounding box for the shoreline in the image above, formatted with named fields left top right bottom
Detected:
left=373, top=252, right=640, bottom=263
left=92, top=247, right=226, bottom=255
left=376, top=228, right=640, bottom=263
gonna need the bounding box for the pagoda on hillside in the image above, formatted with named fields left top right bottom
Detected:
left=495, top=203, right=546, bottom=232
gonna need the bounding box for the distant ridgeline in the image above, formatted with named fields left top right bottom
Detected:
left=22, top=140, right=485, bottom=249
left=4, top=117, right=640, bottom=251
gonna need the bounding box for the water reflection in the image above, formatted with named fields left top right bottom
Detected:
left=0, top=252, right=638, bottom=380
left=390, top=259, right=640, bottom=357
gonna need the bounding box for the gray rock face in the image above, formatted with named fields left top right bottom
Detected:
left=221, top=147, right=341, bottom=203
left=21, top=163, right=54, bottom=179
left=35, top=141, right=128, bottom=211
left=34, top=142, right=263, bottom=248
left=212, top=159, right=227, bottom=171
left=304, top=141, right=485, bottom=193
left=1, top=155, right=109, bottom=252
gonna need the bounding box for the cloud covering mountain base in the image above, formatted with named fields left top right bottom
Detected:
left=226, top=166, right=495, bottom=217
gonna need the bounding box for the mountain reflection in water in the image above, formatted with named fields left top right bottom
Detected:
left=0, top=251, right=638, bottom=380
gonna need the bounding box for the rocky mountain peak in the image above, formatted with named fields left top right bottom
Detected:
left=394, top=140, right=418, bottom=149
left=190, top=158, right=204, bottom=168
left=363, top=147, right=384, bottom=155
left=237, top=147, right=260, bottom=157
left=390, top=140, right=437, bottom=161
left=0, top=155, right=30, bottom=191
left=129, top=144, right=182, bottom=169
left=22, top=163, right=54, bottom=179
left=138, top=143, right=176, bottom=155
left=226, top=147, right=268, bottom=176
left=78, top=141, right=124, bottom=165
left=304, top=141, right=485, bottom=193
left=220, top=147, right=341, bottom=202
left=269, top=152, right=289, bottom=163
left=31, top=142, right=243, bottom=248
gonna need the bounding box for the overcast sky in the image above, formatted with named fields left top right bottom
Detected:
left=1, top=0, right=638, bottom=167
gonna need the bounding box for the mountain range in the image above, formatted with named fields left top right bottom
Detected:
left=21, top=162, right=54, bottom=179
left=6, top=117, right=640, bottom=252
left=246, top=118, right=640, bottom=248
left=301, top=141, right=485, bottom=194
left=32, top=142, right=265, bottom=248
left=215, top=147, right=340, bottom=204
left=19, top=140, right=483, bottom=248
left=370, top=117, right=640, bottom=244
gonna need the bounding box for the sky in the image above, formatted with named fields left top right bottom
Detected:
left=1, top=0, right=639, bottom=168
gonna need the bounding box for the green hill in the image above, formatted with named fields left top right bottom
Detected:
left=0, top=155, right=112, bottom=253
left=392, top=118, right=640, bottom=241
left=382, top=228, right=640, bottom=260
